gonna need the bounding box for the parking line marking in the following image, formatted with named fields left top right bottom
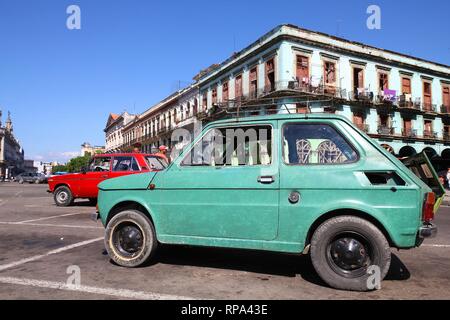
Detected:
left=423, top=244, right=450, bottom=248
left=0, top=276, right=197, bottom=300
left=0, top=221, right=103, bottom=230
left=16, top=212, right=87, bottom=224
left=0, top=237, right=103, bottom=272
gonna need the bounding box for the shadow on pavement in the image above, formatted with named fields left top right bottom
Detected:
left=133, top=245, right=411, bottom=289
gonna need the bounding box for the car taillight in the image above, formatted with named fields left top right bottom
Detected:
left=423, top=192, right=435, bottom=223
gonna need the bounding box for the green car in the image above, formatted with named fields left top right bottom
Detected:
left=96, top=113, right=443, bottom=291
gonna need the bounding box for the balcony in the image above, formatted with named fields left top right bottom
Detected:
left=440, top=105, right=450, bottom=114
left=402, top=129, right=417, bottom=138
left=422, top=103, right=437, bottom=113
left=398, top=95, right=420, bottom=110
left=423, top=130, right=438, bottom=139
left=349, top=90, right=374, bottom=103
left=443, top=132, right=450, bottom=142
left=377, top=126, right=394, bottom=135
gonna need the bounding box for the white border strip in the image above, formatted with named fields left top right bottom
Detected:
left=0, top=276, right=197, bottom=300
left=0, top=237, right=103, bottom=272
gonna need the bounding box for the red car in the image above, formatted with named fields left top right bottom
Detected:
left=47, top=153, right=167, bottom=206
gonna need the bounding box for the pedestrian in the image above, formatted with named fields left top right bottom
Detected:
left=156, top=145, right=170, bottom=163
left=132, top=143, right=142, bottom=153
left=446, top=168, right=450, bottom=189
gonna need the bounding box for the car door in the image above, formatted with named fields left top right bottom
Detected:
left=402, top=152, right=445, bottom=212
left=78, top=156, right=112, bottom=198
left=109, top=156, right=141, bottom=179
left=157, top=122, right=280, bottom=241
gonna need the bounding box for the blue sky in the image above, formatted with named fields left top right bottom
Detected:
left=0, top=0, right=449, bottom=163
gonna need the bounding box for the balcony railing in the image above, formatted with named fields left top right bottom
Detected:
left=377, top=126, right=394, bottom=135
left=398, top=95, right=420, bottom=110
left=422, top=103, right=438, bottom=113
left=443, top=133, right=450, bottom=141
left=402, top=129, right=417, bottom=138
left=423, top=130, right=438, bottom=139
left=348, top=90, right=374, bottom=103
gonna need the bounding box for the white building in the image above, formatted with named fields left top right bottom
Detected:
left=104, top=112, right=136, bottom=153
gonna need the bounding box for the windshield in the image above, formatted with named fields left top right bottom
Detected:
left=145, top=156, right=168, bottom=171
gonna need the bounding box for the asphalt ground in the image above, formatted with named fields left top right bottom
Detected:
left=0, top=183, right=450, bottom=300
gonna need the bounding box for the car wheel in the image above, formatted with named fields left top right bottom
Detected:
left=54, top=186, right=74, bottom=207
left=34, top=179, right=40, bottom=184
left=105, top=209, right=158, bottom=268
left=310, top=216, right=391, bottom=292
left=19, top=179, right=24, bottom=184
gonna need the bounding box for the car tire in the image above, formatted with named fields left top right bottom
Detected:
left=54, top=186, right=74, bottom=207
left=310, top=215, right=391, bottom=292
left=105, top=209, right=158, bottom=268
left=19, top=179, right=24, bottom=184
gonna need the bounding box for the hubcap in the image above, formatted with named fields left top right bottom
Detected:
left=327, top=233, right=372, bottom=278
left=113, top=223, right=144, bottom=257
left=57, top=191, right=68, bottom=202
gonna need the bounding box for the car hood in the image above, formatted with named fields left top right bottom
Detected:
left=98, top=172, right=158, bottom=191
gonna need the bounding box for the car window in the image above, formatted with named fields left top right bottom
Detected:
left=283, top=123, right=358, bottom=165
left=89, top=157, right=111, bottom=172
left=113, top=157, right=139, bottom=172
left=145, top=156, right=168, bottom=170
left=181, top=125, right=272, bottom=167
left=131, top=157, right=140, bottom=171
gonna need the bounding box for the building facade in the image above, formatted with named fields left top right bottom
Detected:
left=108, top=24, right=450, bottom=166
left=0, top=111, right=25, bottom=180
left=104, top=112, right=136, bottom=153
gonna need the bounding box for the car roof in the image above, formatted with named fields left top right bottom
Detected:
left=94, top=153, right=162, bottom=158
left=207, top=113, right=353, bottom=126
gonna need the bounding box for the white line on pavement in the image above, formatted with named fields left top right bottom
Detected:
left=0, top=221, right=103, bottom=230
left=0, top=276, right=197, bottom=300
left=423, top=244, right=450, bottom=248
left=16, top=212, right=86, bottom=224
left=0, top=237, right=103, bottom=272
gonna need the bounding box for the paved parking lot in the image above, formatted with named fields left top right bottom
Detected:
left=1, top=183, right=450, bottom=300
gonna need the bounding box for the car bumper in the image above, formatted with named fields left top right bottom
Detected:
left=419, top=223, right=437, bottom=239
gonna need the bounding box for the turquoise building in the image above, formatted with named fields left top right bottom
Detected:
left=117, top=24, right=450, bottom=168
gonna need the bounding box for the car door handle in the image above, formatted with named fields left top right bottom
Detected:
left=258, top=176, right=275, bottom=184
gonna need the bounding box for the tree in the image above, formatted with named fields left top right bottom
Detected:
left=65, top=154, right=91, bottom=173
left=52, top=165, right=68, bottom=173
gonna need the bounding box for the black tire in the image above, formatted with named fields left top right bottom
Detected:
left=54, top=186, right=74, bottom=207
left=88, top=198, right=97, bottom=206
left=310, top=216, right=391, bottom=292
left=105, top=209, right=158, bottom=268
